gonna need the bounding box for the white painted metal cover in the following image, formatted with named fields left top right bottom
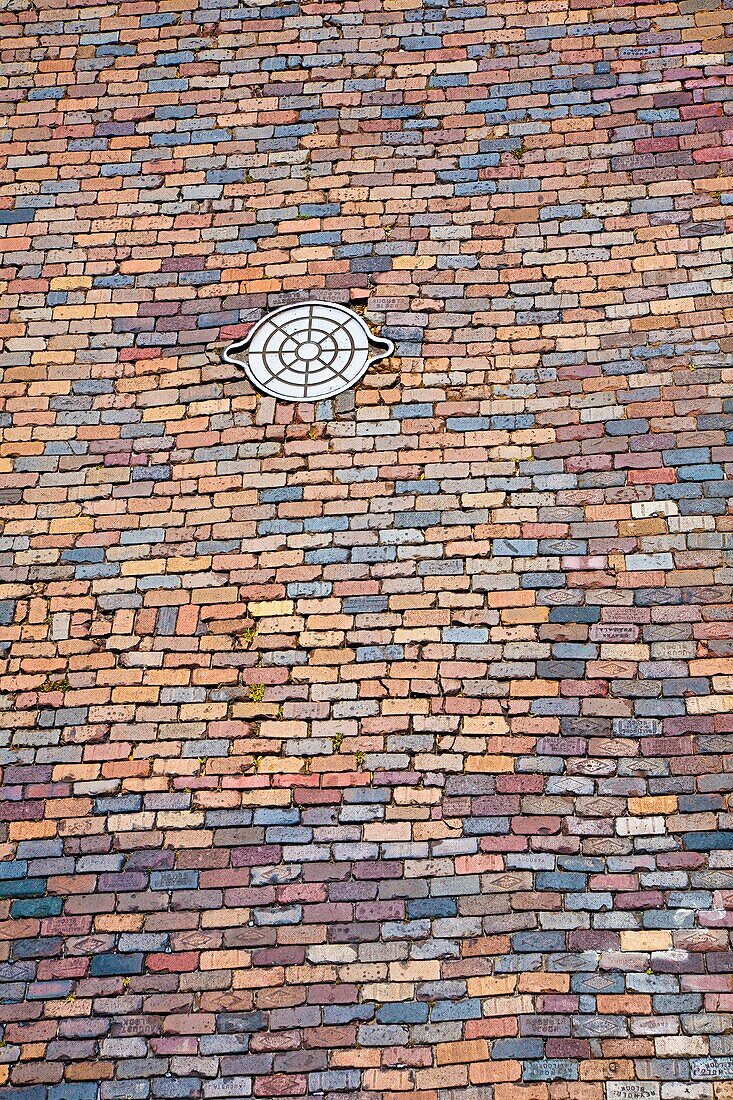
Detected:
left=222, top=301, right=394, bottom=402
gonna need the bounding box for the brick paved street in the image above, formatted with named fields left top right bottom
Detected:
left=2, top=0, right=733, bottom=1097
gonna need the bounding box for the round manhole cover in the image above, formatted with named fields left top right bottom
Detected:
left=222, top=300, right=394, bottom=402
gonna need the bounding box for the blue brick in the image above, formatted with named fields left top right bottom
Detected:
left=258, top=520, right=303, bottom=535
left=536, top=871, right=587, bottom=891
left=298, top=203, right=340, bottom=216
left=396, top=479, right=440, bottom=494
left=524, top=1060, right=578, bottom=1081
left=443, top=627, right=489, bottom=643
left=207, top=169, right=244, bottom=184
left=259, top=487, right=303, bottom=503
left=429, top=74, right=468, bottom=88
left=407, top=898, right=457, bottom=919
left=158, top=50, right=195, bottom=65
left=265, top=826, right=312, bottom=844
left=95, top=795, right=141, bottom=814
left=662, top=447, right=710, bottom=466
left=402, top=35, right=441, bottom=49
left=560, top=856, right=604, bottom=873
left=678, top=464, right=724, bottom=481
left=49, top=1083, right=99, bottom=1100
left=29, top=87, right=65, bottom=100
left=431, top=998, right=482, bottom=1021
left=141, top=12, right=176, bottom=25
left=0, top=860, right=28, bottom=879
left=493, top=539, right=538, bottom=557
left=572, top=972, right=624, bottom=994
left=61, top=547, right=104, bottom=564
left=377, top=1001, right=428, bottom=1024
left=490, top=414, right=534, bottom=429
left=302, top=231, right=341, bottom=245
left=12, top=897, right=63, bottom=919
left=90, top=952, right=144, bottom=977
left=305, top=549, right=349, bottom=565
left=0, top=208, right=36, bottom=224
left=325, top=1003, right=374, bottom=1025
left=459, top=153, right=501, bottom=169
left=150, top=871, right=199, bottom=891
left=512, top=931, right=566, bottom=953
left=684, top=831, right=733, bottom=851
left=464, top=817, right=510, bottom=835
left=343, top=596, right=389, bottom=614
left=131, top=464, right=171, bottom=481
left=304, top=517, right=349, bottom=533
left=253, top=808, right=299, bottom=825
left=75, top=563, right=119, bottom=580
left=94, top=274, right=135, bottom=288
left=0, top=878, right=46, bottom=899
left=351, top=546, right=396, bottom=562
left=447, top=416, right=491, bottom=432
left=356, top=645, right=404, bottom=662
left=151, top=132, right=184, bottom=146
left=493, top=1038, right=545, bottom=1059
left=606, top=418, right=649, bottom=435
left=393, top=403, right=433, bottom=419
left=526, top=24, right=566, bottom=39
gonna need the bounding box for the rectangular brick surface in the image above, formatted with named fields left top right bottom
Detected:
left=1, top=1, right=733, bottom=1098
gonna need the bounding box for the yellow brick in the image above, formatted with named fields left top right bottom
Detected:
left=501, top=606, right=549, bottom=624
left=249, top=599, right=294, bottom=617
left=50, top=276, right=93, bottom=289
left=690, top=658, right=733, bottom=675
left=54, top=305, right=96, bottom=320
left=362, top=982, right=414, bottom=1002
left=687, top=693, right=733, bottom=714
left=393, top=254, right=436, bottom=269
left=363, top=1070, right=412, bottom=1092
left=467, top=975, right=517, bottom=996
left=466, top=755, right=515, bottom=772
left=437, top=1039, right=489, bottom=1066
left=232, top=966, right=281, bottom=989
left=599, top=644, right=648, bottom=661
left=111, top=687, right=159, bottom=703
left=256, top=756, right=304, bottom=774
left=167, top=556, right=212, bottom=573
left=389, top=959, right=440, bottom=982
left=463, top=716, right=511, bottom=735
left=628, top=796, right=677, bottom=815
left=482, top=994, right=534, bottom=1017
left=121, top=561, right=166, bottom=576
left=143, top=404, right=184, bottom=421
left=49, top=517, right=94, bottom=535
left=9, top=820, right=58, bottom=842
left=620, top=931, right=672, bottom=952
left=201, top=950, right=249, bottom=970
